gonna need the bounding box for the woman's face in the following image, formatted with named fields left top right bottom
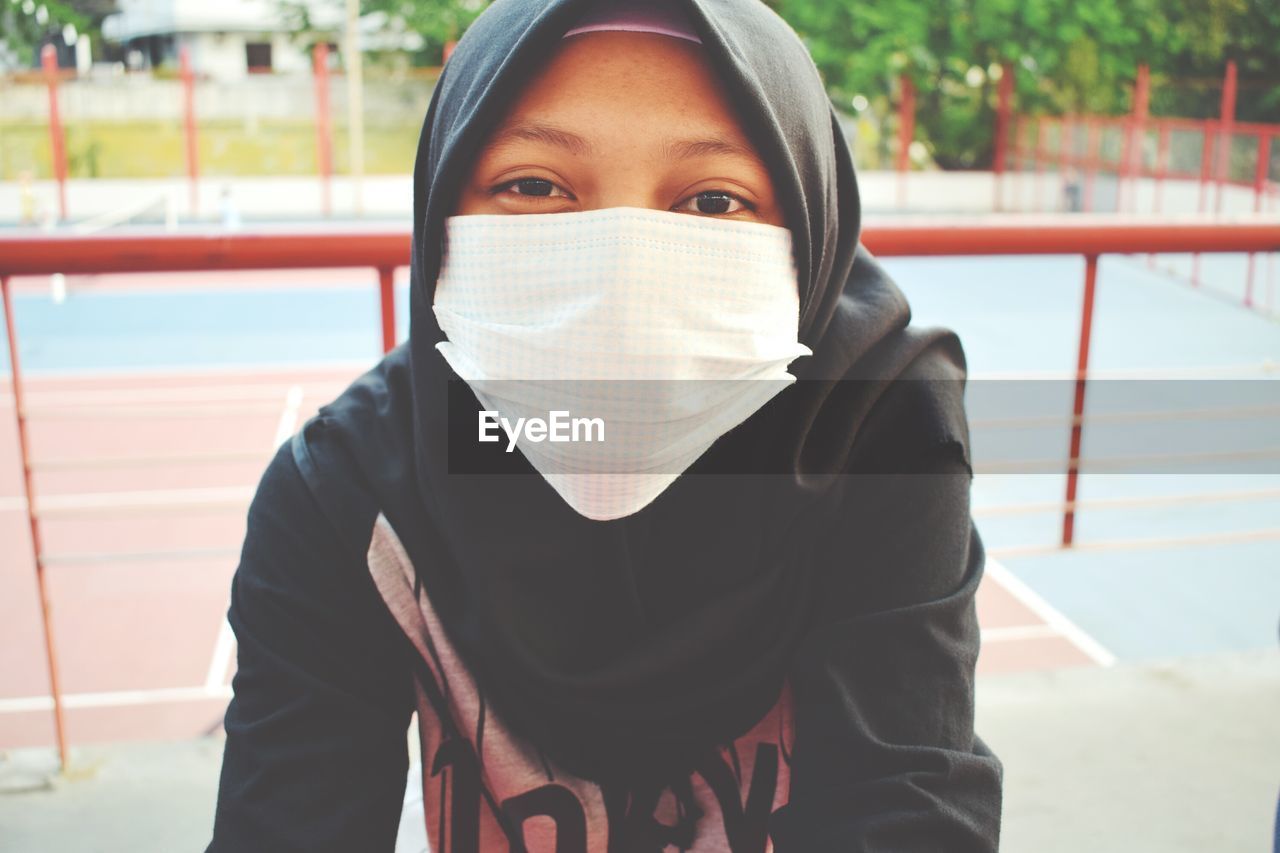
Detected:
left=454, top=31, right=784, bottom=227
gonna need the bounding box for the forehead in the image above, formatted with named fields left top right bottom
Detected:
left=486, top=31, right=757, bottom=151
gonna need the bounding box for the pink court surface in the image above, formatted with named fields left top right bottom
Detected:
left=0, top=361, right=1107, bottom=752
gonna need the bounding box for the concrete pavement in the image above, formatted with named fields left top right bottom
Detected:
left=2, top=648, right=1276, bottom=852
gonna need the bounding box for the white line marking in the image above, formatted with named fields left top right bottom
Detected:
left=14, top=382, right=345, bottom=408
left=203, top=383, right=306, bottom=692
left=980, top=624, right=1062, bottom=643
left=0, top=495, right=29, bottom=513
left=273, top=384, right=305, bottom=447
left=0, top=358, right=373, bottom=387
left=205, top=620, right=236, bottom=692
left=989, top=527, right=1280, bottom=559
left=0, top=485, right=255, bottom=516
left=968, top=359, right=1278, bottom=380
left=984, top=557, right=1117, bottom=667
left=0, top=685, right=231, bottom=714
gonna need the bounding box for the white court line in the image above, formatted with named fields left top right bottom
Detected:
left=980, top=624, right=1061, bottom=643
left=0, top=358, right=375, bottom=387
left=1, top=486, right=253, bottom=515
left=0, top=685, right=231, bottom=714
left=13, top=381, right=346, bottom=407
left=968, top=359, right=1278, bottom=380
left=204, top=619, right=238, bottom=692
left=203, top=383, right=305, bottom=692
left=984, top=557, right=1117, bottom=667
left=273, top=384, right=306, bottom=449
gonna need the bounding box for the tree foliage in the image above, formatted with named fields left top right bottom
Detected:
left=768, top=0, right=1280, bottom=168
left=0, top=0, right=108, bottom=67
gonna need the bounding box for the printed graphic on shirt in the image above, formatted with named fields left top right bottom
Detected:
left=367, top=513, right=794, bottom=852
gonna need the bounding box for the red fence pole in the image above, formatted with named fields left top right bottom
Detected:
left=1245, top=133, right=1272, bottom=308
left=993, top=63, right=1015, bottom=212
left=896, top=75, right=916, bottom=208
left=1149, top=124, right=1171, bottom=268
left=1215, top=60, right=1238, bottom=215
left=1059, top=117, right=1072, bottom=211
left=1192, top=126, right=1216, bottom=285
left=1011, top=115, right=1025, bottom=211
left=1, top=276, right=70, bottom=771
left=1120, top=64, right=1150, bottom=214
left=179, top=46, right=200, bottom=219
left=1062, top=255, right=1100, bottom=547
left=1153, top=124, right=1170, bottom=215
left=40, top=46, right=68, bottom=222
left=1031, top=119, right=1044, bottom=211
left=378, top=267, right=396, bottom=353
left=313, top=43, right=334, bottom=218
left=1083, top=119, right=1099, bottom=212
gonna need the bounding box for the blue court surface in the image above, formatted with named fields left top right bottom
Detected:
left=3, top=251, right=1278, bottom=669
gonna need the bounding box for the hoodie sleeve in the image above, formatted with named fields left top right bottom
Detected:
left=207, top=440, right=416, bottom=853
left=768, top=343, right=1004, bottom=851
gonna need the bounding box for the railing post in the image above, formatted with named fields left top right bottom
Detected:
left=41, top=45, right=68, bottom=222
left=180, top=46, right=200, bottom=219
left=896, top=73, right=916, bottom=209
left=313, top=43, right=334, bottom=218
left=378, top=267, right=396, bottom=353
left=2, top=275, right=70, bottom=771
left=1062, top=255, right=1099, bottom=547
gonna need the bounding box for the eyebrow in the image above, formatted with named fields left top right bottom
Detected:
left=487, top=121, right=595, bottom=157
left=485, top=120, right=761, bottom=163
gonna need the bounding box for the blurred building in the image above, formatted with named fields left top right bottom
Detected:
left=101, top=0, right=423, bottom=79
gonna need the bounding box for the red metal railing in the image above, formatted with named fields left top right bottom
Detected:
left=2, top=216, right=1278, bottom=768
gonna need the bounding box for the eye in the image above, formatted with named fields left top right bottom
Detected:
left=673, top=190, right=753, bottom=216
left=493, top=177, right=573, bottom=200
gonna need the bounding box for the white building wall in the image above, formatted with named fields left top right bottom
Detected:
left=188, top=32, right=249, bottom=80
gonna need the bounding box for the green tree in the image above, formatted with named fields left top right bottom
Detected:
left=768, top=0, right=1279, bottom=168
left=1, top=1, right=114, bottom=67
left=281, top=0, right=491, bottom=66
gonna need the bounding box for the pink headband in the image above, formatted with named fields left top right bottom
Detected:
left=561, top=0, right=703, bottom=45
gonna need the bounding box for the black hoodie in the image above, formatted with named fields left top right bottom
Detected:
left=208, top=0, right=1003, bottom=849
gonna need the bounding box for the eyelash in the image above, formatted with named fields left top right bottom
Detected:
left=490, top=177, right=756, bottom=216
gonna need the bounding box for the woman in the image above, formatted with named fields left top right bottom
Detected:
left=207, top=0, right=1003, bottom=850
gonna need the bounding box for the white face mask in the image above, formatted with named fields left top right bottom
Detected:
left=432, top=206, right=812, bottom=521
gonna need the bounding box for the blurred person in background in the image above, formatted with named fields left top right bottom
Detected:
left=206, top=0, right=1002, bottom=850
